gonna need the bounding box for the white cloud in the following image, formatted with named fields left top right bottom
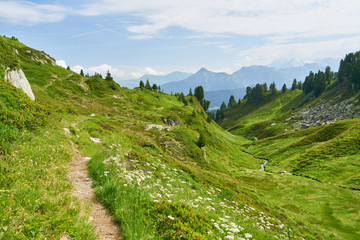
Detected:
left=0, top=1, right=67, bottom=25
left=60, top=63, right=125, bottom=78
left=235, top=35, right=360, bottom=67
left=72, top=65, right=84, bottom=74
left=144, top=67, right=158, bottom=75
left=56, top=59, right=68, bottom=68
left=130, top=72, right=143, bottom=79
left=79, top=0, right=360, bottom=41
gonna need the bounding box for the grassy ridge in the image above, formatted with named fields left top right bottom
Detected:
left=245, top=119, right=360, bottom=190
left=1, top=37, right=360, bottom=239
left=221, top=90, right=303, bottom=139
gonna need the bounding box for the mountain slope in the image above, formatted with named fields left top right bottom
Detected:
left=120, top=71, right=192, bottom=88
left=1, top=36, right=360, bottom=240
left=161, top=64, right=329, bottom=95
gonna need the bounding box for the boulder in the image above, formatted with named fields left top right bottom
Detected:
left=4, top=68, right=35, bottom=100
left=162, top=118, right=180, bottom=126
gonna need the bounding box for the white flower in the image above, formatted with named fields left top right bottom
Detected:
left=168, top=215, right=175, bottom=221
left=224, top=235, right=234, bottom=240
left=245, top=233, right=252, bottom=239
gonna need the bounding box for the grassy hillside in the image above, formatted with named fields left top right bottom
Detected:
left=220, top=89, right=304, bottom=139
left=1, top=36, right=360, bottom=239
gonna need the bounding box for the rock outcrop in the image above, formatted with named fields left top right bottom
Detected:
left=4, top=68, right=35, bottom=100
left=145, top=124, right=171, bottom=131
left=162, top=118, right=180, bottom=126
left=291, top=95, right=360, bottom=129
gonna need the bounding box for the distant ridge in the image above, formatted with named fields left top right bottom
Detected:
left=120, top=71, right=192, bottom=88
left=161, top=63, right=332, bottom=94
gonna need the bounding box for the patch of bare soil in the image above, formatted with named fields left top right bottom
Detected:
left=68, top=151, right=121, bottom=240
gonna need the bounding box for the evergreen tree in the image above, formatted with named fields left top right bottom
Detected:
left=139, top=80, right=145, bottom=89
left=303, top=71, right=315, bottom=94
left=202, top=100, right=210, bottom=111
left=325, top=66, right=332, bottom=85
left=105, top=70, right=113, bottom=81
left=67, top=66, right=70, bottom=70
left=189, top=88, right=193, bottom=96
left=206, top=114, right=212, bottom=123
left=244, top=86, right=252, bottom=99
left=237, top=98, right=241, bottom=105
left=220, top=102, right=227, bottom=111
left=145, top=79, right=151, bottom=89
left=282, top=84, right=287, bottom=93
left=80, top=69, right=84, bottom=77
left=194, top=86, right=204, bottom=102
left=197, top=132, right=206, bottom=148
left=291, top=79, right=297, bottom=90
left=297, top=81, right=302, bottom=90
left=270, top=82, right=277, bottom=95
left=228, top=95, right=236, bottom=108
left=152, top=84, right=158, bottom=91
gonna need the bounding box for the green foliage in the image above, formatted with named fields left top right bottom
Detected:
left=338, top=51, right=360, bottom=90
left=194, top=86, right=204, bottom=102
left=145, top=79, right=151, bottom=89
left=227, top=95, right=236, bottom=108
left=281, top=84, right=287, bottom=93
left=85, top=74, right=120, bottom=96
left=139, top=80, right=145, bottom=89
left=0, top=36, right=20, bottom=70
left=291, top=79, right=297, bottom=90
left=0, top=80, right=49, bottom=154
left=153, top=201, right=213, bottom=239
left=197, top=132, right=206, bottom=148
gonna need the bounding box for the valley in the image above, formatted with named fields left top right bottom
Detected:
left=1, top=35, right=360, bottom=240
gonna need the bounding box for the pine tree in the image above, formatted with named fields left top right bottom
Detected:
left=197, top=132, right=206, bottom=148
left=282, top=84, right=287, bottom=93
left=145, top=79, right=151, bottom=89
left=194, top=86, right=204, bottom=102
left=228, top=95, right=236, bottom=108
left=220, top=102, right=227, bottom=111
left=80, top=69, right=84, bottom=76
left=291, top=79, right=297, bottom=90
left=189, top=88, right=193, bottom=96
left=152, top=84, right=158, bottom=91
left=105, top=70, right=113, bottom=81
left=270, top=82, right=277, bottom=95
left=139, top=80, right=145, bottom=89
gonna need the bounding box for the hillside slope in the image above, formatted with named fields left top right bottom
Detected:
left=1, top=36, right=360, bottom=240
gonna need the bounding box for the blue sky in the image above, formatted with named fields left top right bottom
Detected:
left=1, top=0, right=360, bottom=80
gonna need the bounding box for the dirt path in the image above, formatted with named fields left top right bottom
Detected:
left=68, top=151, right=121, bottom=240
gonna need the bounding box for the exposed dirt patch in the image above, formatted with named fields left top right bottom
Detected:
left=68, top=151, right=121, bottom=240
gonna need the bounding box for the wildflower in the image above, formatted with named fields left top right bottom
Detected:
left=245, top=233, right=252, bottom=239
left=224, top=235, right=235, bottom=240
left=168, top=215, right=175, bottom=221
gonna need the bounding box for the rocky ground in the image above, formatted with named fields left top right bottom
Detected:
left=289, top=94, right=360, bottom=129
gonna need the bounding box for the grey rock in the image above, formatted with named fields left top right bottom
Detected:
left=162, top=118, right=180, bottom=126
left=4, top=68, right=35, bottom=100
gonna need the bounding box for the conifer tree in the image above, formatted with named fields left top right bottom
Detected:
left=194, top=86, right=204, bottom=102
left=145, top=79, right=151, bottom=89
left=291, top=79, right=297, bottom=90
left=189, top=88, right=193, bottom=96
left=282, top=84, right=287, bottom=93
left=152, top=84, right=158, bottom=91
left=270, top=82, right=277, bottom=95
left=139, top=80, right=145, bottom=89
left=197, top=132, right=206, bottom=148
left=105, top=70, right=113, bottom=81
left=228, top=95, right=236, bottom=108
left=80, top=69, right=84, bottom=76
